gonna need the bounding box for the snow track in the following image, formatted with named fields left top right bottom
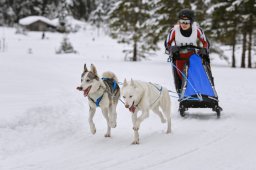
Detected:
left=1, top=28, right=256, bottom=170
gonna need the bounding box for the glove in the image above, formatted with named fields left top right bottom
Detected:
left=170, top=46, right=179, bottom=60
left=164, top=40, right=170, bottom=55
left=200, top=48, right=208, bottom=56
left=200, top=48, right=210, bottom=63
left=171, top=46, right=179, bottom=54
left=164, top=40, right=168, bottom=49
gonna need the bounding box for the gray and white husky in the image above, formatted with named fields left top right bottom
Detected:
left=121, top=79, right=171, bottom=144
left=77, top=64, right=120, bottom=137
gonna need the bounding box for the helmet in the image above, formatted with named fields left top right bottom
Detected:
left=178, top=8, right=194, bottom=22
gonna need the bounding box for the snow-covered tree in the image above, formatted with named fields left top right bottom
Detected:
left=68, top=0, right=96, bottom=21
left=210, top=0, right=255, bottom=68
left=240, top=0, right=255, bottom=68
left=154, top=0, right=183, bottom=40
left=56, top=35, right=76, bottom=54
left=89, top=3, right=104, bottom=35
left=109, top=0, right=155, bottom=61
left=56, top=0, right=70, bottom=32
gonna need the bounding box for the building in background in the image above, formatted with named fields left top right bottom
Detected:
left=19, top=16, right=57, bottom=32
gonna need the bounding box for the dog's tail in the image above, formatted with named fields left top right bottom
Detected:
left=102, top=71, right=118, bottom=82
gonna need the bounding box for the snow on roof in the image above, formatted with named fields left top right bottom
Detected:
left=19, top=16, right=57, bottom=27
left=51, top=16, right=86, bottom=27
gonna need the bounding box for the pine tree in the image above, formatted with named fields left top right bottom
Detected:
left=211, top=0, right=256, bottom=68
left=69, top=0, right=96, bottom=21
left=241, top=0, right=255, bottom=68
left=210, top=0, right=241, bottom=68
left=0, top=0, right=16, bottom=26
left=89, top=3, right=104, bottom=36
left=193, top=0, right=208, bottom=25
left=43, top=1, right=60, bottom=19
left=240, top=30, right=247, bottom=68
left=12, top=0, right=31, bottom=22
left=182, top=0, right=191, bottom=8
left=57, top=36, right=76, bottom=54
left=108, top=0, right=154, bottom=61
left=154, top=0, right=183, bottom=40
left=89, top=0, right=117, bottom=33
left=235, top=0, right=255, bottom=68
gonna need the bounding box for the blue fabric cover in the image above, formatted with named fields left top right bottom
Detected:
left=184, top=54, right=215, bottom=97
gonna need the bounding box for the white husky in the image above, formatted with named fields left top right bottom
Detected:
left=77, top=64, right=120, bottom=137
left=121, top=79, right=171, bottom=144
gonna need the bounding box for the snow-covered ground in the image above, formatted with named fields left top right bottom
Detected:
left=0, top=26, right=256, bottom=170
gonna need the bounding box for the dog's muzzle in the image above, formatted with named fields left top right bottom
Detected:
left=126, top=102, right=136, bottom=113
left=76, top=86, right=83, bottom=91
left=83, top=86, right=92, bottom=97
left=76, top=86, right=92, bottom=97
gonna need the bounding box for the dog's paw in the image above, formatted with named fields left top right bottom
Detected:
left=166, top=129, right=171, bottom=134
left=90, top=127, right=96, bottom=135
left=89, top=123, right=96, bottom=134
left=131, top=140, right=140, bottom=145
left=104, top=133, right=111, bottom=138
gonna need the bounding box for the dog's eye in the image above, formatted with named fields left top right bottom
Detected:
left=123, top=96, right=126, bottom=99
left=129, top=95, right=132, bottom=98
left=86, top=79, right=90, bottom=82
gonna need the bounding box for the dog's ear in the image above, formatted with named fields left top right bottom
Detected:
left=131, top=79, right=136, bottom=87
left=84, top=64, right=88, bottom=72
left=123, top=78, right=127, bottom=87
left=90, top=64, right=98, bottom=75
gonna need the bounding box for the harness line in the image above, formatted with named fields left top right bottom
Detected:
left=149, top=82, right=163, bottom=106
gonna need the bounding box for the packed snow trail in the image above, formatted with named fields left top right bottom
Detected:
left=1, top=28, right=256, bottom=170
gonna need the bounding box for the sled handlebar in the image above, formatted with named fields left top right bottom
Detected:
left=167, top=45, right=209, bottom=62
left=178, top=45, right=203, bottom=49
left=170, top=45, right=204, bottom=53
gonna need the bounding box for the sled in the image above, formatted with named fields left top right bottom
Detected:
left=169, top=45, right=222, bottom=118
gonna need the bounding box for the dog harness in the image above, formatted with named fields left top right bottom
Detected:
left=149, top=82, right=163, bottom=106
left=102, top=78, right=118, bottom=93
left=129, top=83, right=163, bottom=113
left=95, top=95, right=104, bottom=107
left=88, top=85, right=106, bottom=107
left=88, top=78, right=119, bottom=107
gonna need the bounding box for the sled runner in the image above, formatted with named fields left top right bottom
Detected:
left=168, top=45, right=222, bottom=118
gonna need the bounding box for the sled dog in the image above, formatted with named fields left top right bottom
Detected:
left=121, top=79, right=171, bottom=144
left=77, top=64, right=120, bottom=137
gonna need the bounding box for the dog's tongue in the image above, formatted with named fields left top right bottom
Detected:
left=83, top=87, right=91, bottom=97
left=129, top=105, right=136, bottom=113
